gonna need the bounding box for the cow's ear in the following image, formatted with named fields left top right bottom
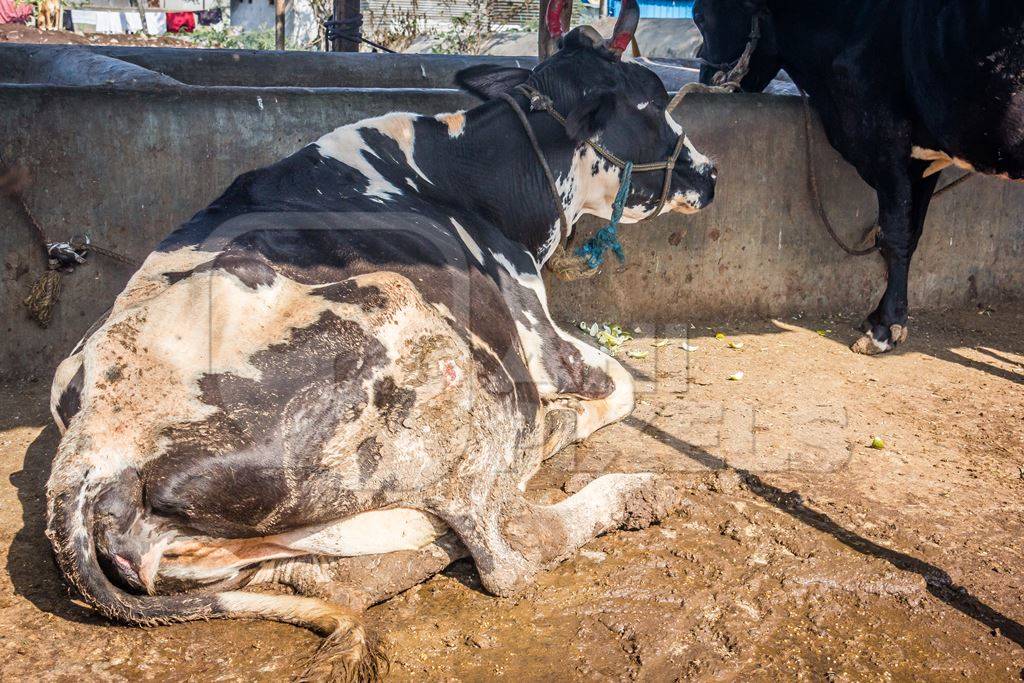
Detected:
left=455, top=65, right=533, bottom=100
left=565, top=90, right=617, bottom=141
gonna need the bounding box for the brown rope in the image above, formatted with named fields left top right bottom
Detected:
left=799, top=91, right=973, bottom=257
left=709, top=14, right=762, bottom=89
left=498, top=91, right=571, bottom=241
left=23, top=270, right=63, bottom=328
left=89, top=242, right=142, bottom=267
left=3, top=168, right=49, bottom=249
left=516, top=85, right=684, bottom=174
left=2, top=161, right=141, bottom=327
left=499, top=85, right=688, bottom=281
left=498, top=91, right=598, bottom=281
left=799, top=93, right=879, bottom=256
left=547, top=241, right=603, bottom=281
left=666, top=14, right=763, bottom=114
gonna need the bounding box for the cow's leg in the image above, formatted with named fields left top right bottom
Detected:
left=245, top=532, right=468, bottom=612
left=852, top=161, right=940, bottom=355
left=559, top=333, right=635, bottom=441
left=540, top=342, right=635, bottom=459
left=510, top=308, right=634, bottom=467
left=433, top=473, right=680, bottom=596
left=496, top=252, right=634, bottom=456
left=526, top=331, right=634, bottom=493
left=239, top=534, right=466, bottom=680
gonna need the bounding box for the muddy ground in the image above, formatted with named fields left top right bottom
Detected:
left=2, top=307, right=1023, bottom=681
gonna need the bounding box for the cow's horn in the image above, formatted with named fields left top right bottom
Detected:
left=607, top=0, right=639, bottom=56
left=545, top=0, right=568, bottom=44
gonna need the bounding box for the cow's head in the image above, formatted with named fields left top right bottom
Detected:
left=455, top=0, right=716, bottom=225
left=693, top=0, right=780, bottom=93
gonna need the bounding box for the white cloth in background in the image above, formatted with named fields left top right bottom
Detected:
left=144, top=11, right=166, bottom=36
left=122, top=11, right=144, bottom=34
left=69, top=9, right=98, bottom=28
left=93, top=11, right=122, bottom=34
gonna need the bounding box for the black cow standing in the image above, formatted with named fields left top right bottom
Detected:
left=694, top=0, right=1024, bottom=354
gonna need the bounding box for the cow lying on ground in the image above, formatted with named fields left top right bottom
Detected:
left=45, top=2, right=715, bottom=678
left=694, top=0, right=1024, bottom=354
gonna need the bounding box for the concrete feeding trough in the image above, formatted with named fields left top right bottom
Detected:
left=2, top=44, right=1023, bottom=381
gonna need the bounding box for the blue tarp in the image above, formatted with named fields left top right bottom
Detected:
left=606, top=0, right=693, bottom=19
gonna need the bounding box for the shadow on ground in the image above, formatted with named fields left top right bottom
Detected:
left=2, top=306, right=1021, bottom=659
left=781, top=309, right=1023, bottom=385
left=3, top=388, right=99, bottom=626
left=624, top=414, right=1024, bottom=650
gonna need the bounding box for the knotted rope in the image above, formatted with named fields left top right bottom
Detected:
left=2, top=162, right=139, bottom=327
left=500, top=85, right=686, bottom=281
left=546, top=240, right=602, bottom=281
left=323, top=14, right=397, bottom=53
left=664, top=13, right=763, bottom=115
left=575, top=162, right=632, bottom=269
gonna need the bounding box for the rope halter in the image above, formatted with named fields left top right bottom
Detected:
left=503, top=84, right=688, bottom=237
left=666, top=12, right=764, bottom=114
left=499, top=83, right=688, bottom=281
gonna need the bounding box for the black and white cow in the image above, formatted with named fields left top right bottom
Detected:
left=45, top=4, right=715, bottom=678
left=694, top=0, right=1024, bottom=354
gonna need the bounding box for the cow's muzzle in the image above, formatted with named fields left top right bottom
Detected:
left=667, top=162, right=716, bottom=214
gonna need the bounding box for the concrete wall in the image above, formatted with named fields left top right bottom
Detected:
left=0, top=44, right=542, bottom=87
left=2, top=56, right=1023, bottom=381
left=1, top=44, right=757, bottom=93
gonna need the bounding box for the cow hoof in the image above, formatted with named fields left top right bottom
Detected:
left=850, top=329, right=892, bottom=355
left=621, top=481, right=684, bottom=530
left=851, top=324, right=908, bottom=355
left=890, top=324, right=909, bottom=345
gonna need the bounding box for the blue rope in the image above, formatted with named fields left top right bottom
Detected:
left=575, top=162, right=633, bottom=270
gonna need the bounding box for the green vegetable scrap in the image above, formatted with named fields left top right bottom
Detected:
left=578, top=321, right=634, bottom=355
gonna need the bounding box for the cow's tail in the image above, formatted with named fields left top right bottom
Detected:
left=46, top=468, right=386, bottom=682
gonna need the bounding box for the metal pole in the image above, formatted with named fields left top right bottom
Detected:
left=275, top=0, right=286, bottom=49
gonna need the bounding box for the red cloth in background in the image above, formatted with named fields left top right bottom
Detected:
left=166, top=11, right=195, bottom=33
left=0, top=0, right=33, bottom=24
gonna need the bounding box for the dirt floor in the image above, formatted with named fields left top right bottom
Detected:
left=1, top=307, right=1023, bottom=681
left=0, top=23, right=191, bottom=47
